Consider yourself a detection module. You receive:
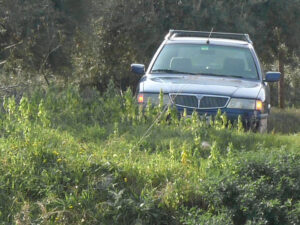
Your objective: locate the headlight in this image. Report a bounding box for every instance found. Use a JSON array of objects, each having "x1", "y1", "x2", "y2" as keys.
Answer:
[
  {"x1": 137, "y1": 93, "x2": 171, "y2": 105},
  {"x1": 227, "y1": 98, "x2": 263, "y2": 110}
]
